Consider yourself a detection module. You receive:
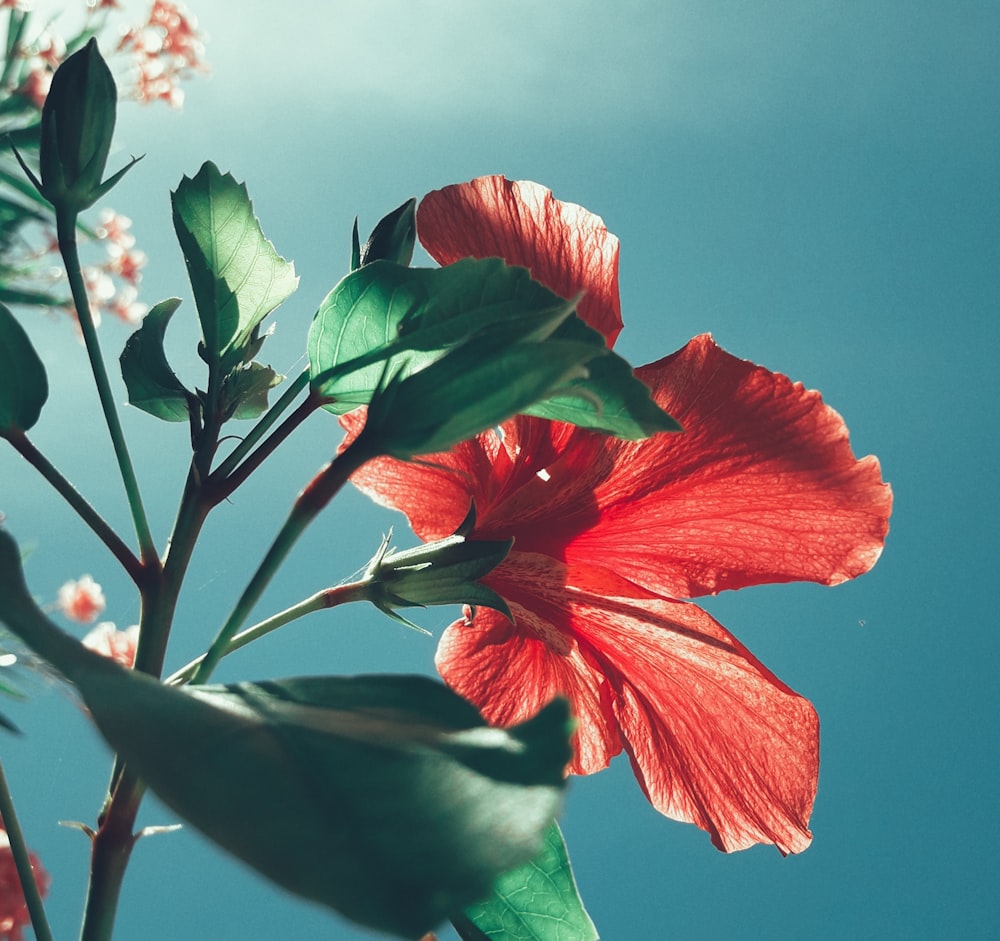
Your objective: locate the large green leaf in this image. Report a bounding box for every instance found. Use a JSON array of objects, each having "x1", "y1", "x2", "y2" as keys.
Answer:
[
  {"x1": 78, "y1": 671, "x2": 571, "y2": 938},
  {"x1": 456, "y1": 824, "x2": 599, "y2": 941},
  {"x1": 308, "y1": 257, "x2": 677, "y2": 439},
  {"x1": 361, "y1": 331, "x2": 599, "y2": 459},
  {"x1": 0, "y1": 302, "x2": 47, "y2": 434},
  {"x1": 119, "y1": 297, "x2": 192, "y2": 422},
  {"x1": 171, "y1": 161, "x2": 298, "y2": 372},
  {"x1": 0, "y1": 537, "x2": 573, "y2": 940},
  {"x1": 307, "y1": 258, "x2": 578, "y2": 413}
]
